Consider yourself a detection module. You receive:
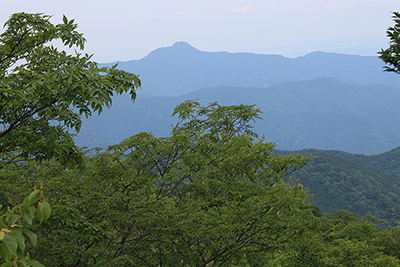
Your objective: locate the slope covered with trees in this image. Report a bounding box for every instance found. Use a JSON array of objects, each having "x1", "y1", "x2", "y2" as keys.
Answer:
[
  {"x1": 276, "y1": 148, "x2": 400, "y2": 226},
  {"x1": 314, "y1": 146, "x2": 400, "y2": 181}
]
